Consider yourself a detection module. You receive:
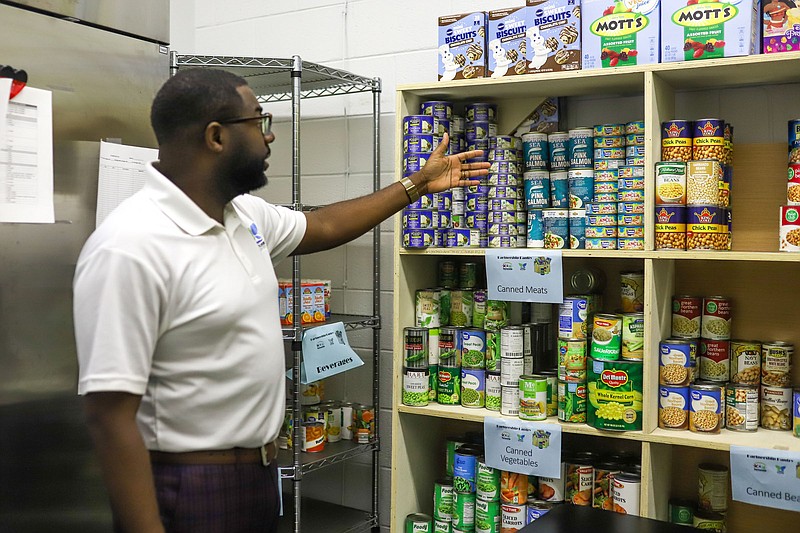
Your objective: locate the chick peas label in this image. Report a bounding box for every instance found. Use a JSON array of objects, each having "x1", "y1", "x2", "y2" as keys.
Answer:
[
  {"x1": 672, "y1": 2, "x2": 737, "y2": 60},
  {"x1": 590, "y1": 1, "x2": 655, "y2": 67}
]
